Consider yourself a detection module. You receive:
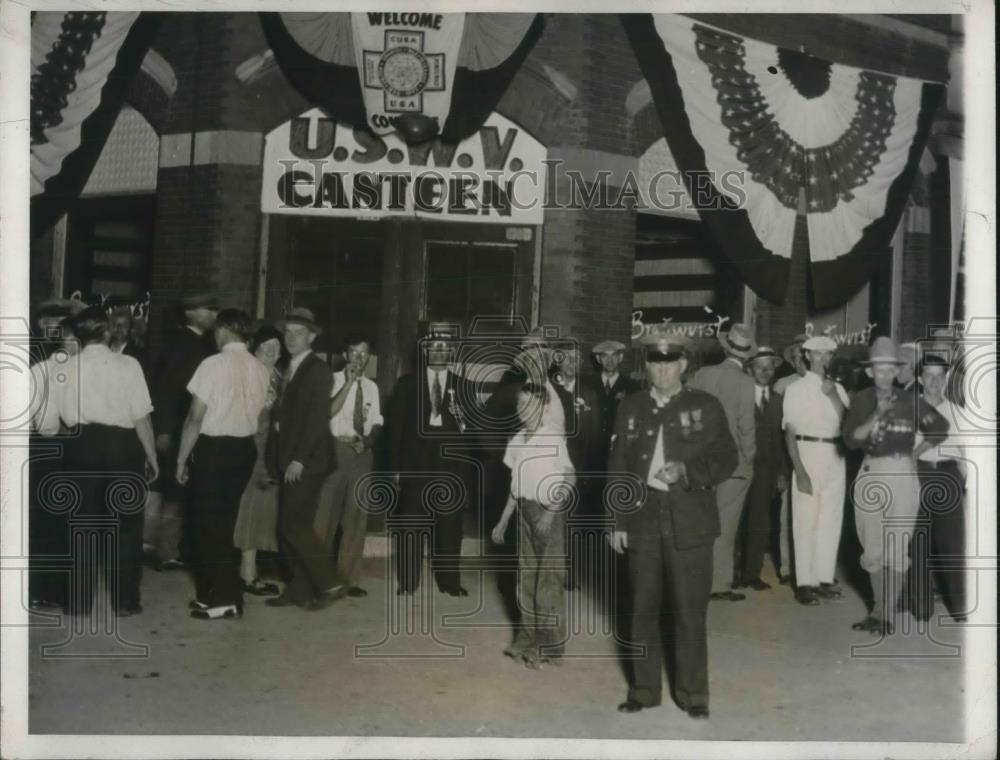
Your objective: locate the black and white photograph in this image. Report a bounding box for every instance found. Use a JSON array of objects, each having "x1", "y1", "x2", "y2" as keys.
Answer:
[{"x1": 0, "y1": 1, "x2": 995, "y2": 758}]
